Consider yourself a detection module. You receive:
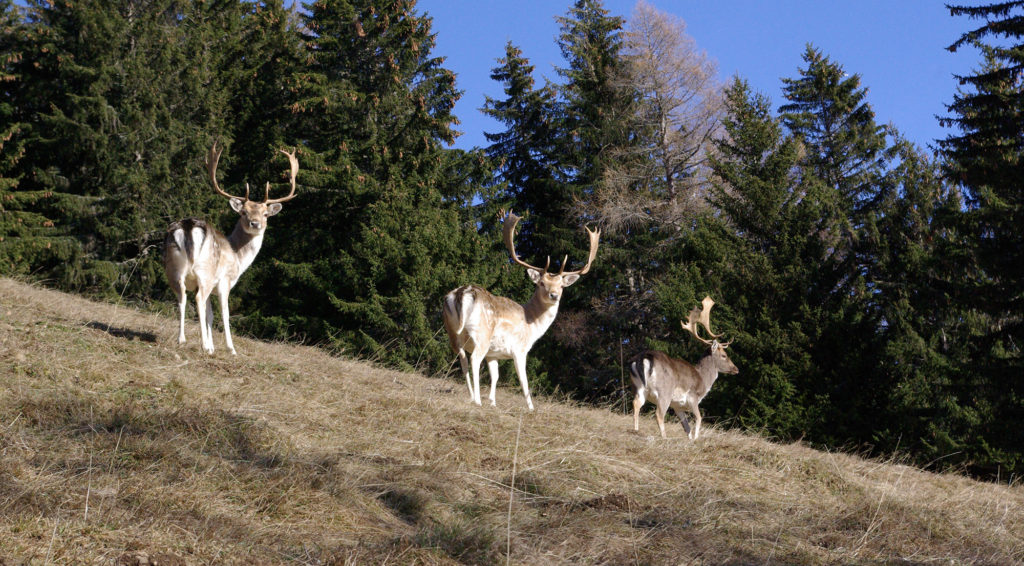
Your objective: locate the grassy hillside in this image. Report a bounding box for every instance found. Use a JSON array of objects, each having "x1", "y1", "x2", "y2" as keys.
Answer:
[{"x1": 0, "y1": 278, "x2": 1022, "y2": 565}]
